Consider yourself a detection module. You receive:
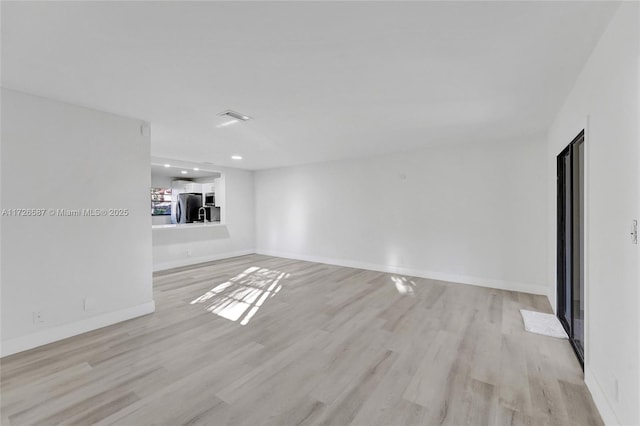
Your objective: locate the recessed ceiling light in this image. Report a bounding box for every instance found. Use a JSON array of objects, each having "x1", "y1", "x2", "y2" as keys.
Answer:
[
  {"x1": 181, "y1": 170, "x2": 188, "y2": 174},
  {"x1": 193, "y1": 167, "x2": 199, "y2": 171},
  {"x1": 231, "y1": 155, "x2": 243, "y2": 160},
  {"x1": 164, "y1": 164, "x2": 171, "y2": 168}
]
